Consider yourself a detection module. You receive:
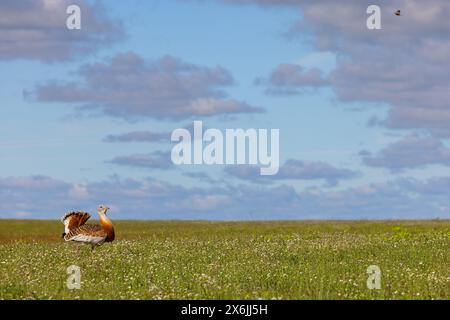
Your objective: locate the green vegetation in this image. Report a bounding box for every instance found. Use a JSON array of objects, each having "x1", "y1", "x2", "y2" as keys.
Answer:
[{"x1": 0, "y1": 220, "x2": 448, "y2": 300}]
